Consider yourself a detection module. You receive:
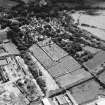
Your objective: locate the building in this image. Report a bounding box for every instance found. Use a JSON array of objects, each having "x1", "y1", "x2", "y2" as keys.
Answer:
[
  {"x1": 0, "y1": 66, "x2": 9, "y2": 83},
  {"x1": 3, "y1": 56, "x2": 26, "y2": 81},
  {"x1": 0, "y1": 82, "x2": 29, "y2": 105},
  {"x1": 50, "y1": 91, "x2": 78, "y2": 105},
  {"x1": 0, "y1": 54, "x2": 44, "y2": 104},
  {"x1": 15, "y1": 77, "x2": 44, "y2": 102}
]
